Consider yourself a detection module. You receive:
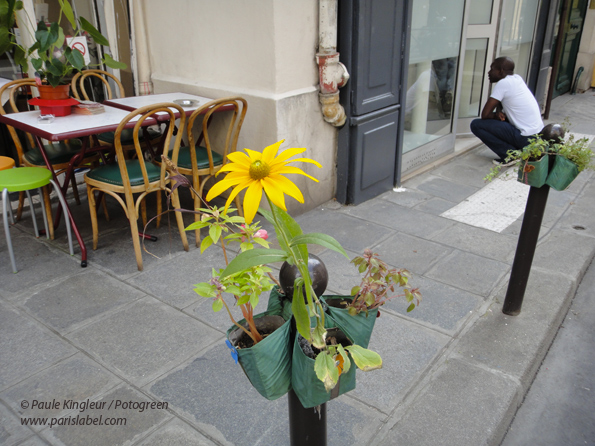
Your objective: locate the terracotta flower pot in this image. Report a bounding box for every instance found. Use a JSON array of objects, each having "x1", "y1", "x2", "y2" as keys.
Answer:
[{"x1": 37, "y1": 84, "x2": 71, "y2": 100}]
